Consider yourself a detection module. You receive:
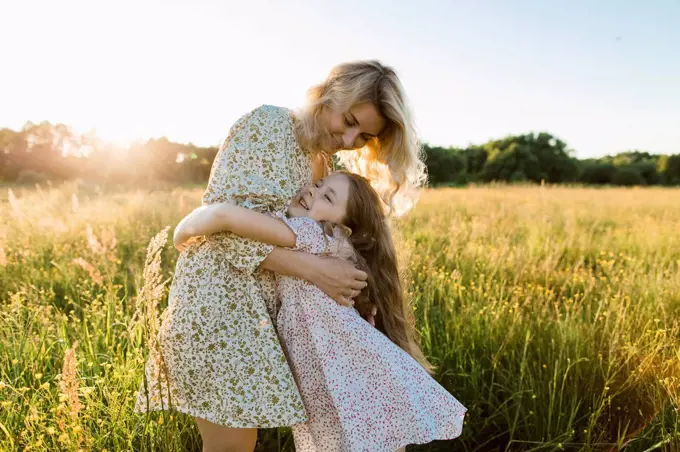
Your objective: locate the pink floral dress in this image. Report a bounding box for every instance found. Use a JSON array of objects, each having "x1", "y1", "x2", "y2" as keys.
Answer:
[{"x1": 276, "y1": 214, "x2": 467, "y2": 452}]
